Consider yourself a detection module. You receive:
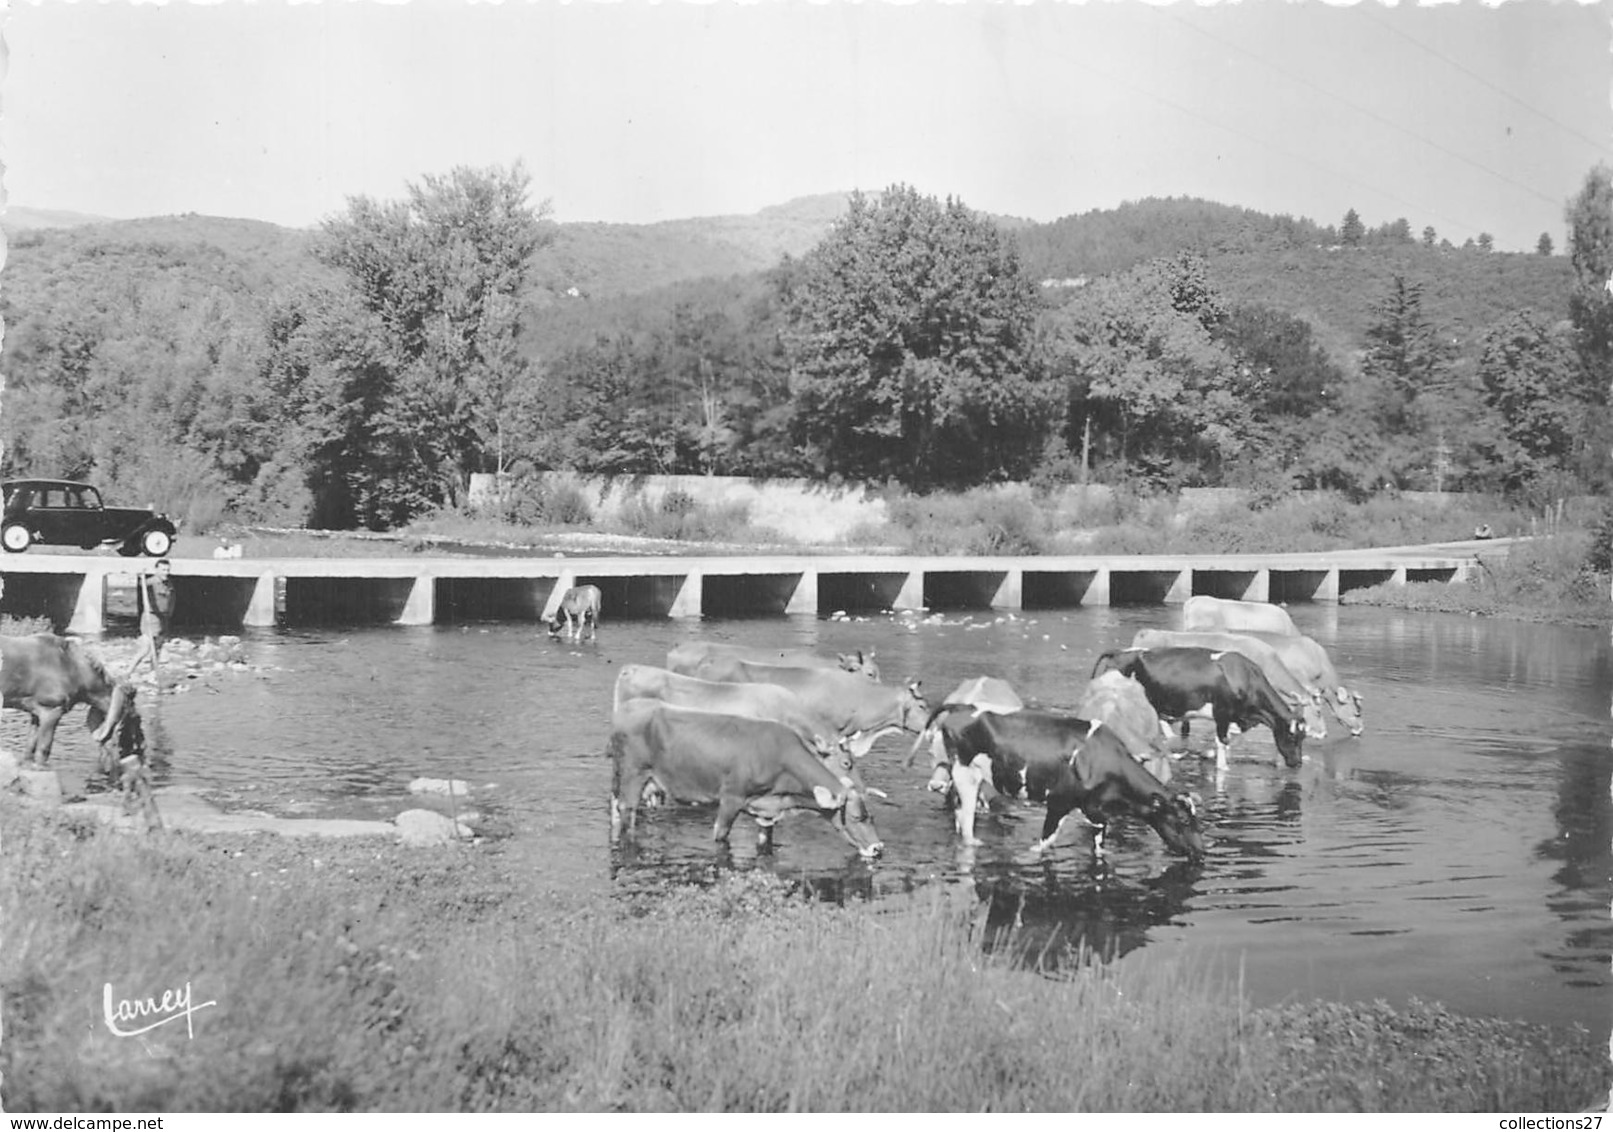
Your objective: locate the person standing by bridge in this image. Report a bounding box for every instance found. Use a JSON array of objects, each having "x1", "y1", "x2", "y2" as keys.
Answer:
[{"x1": 129, "y1": 558, "x2": 175, "y2": 687}]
